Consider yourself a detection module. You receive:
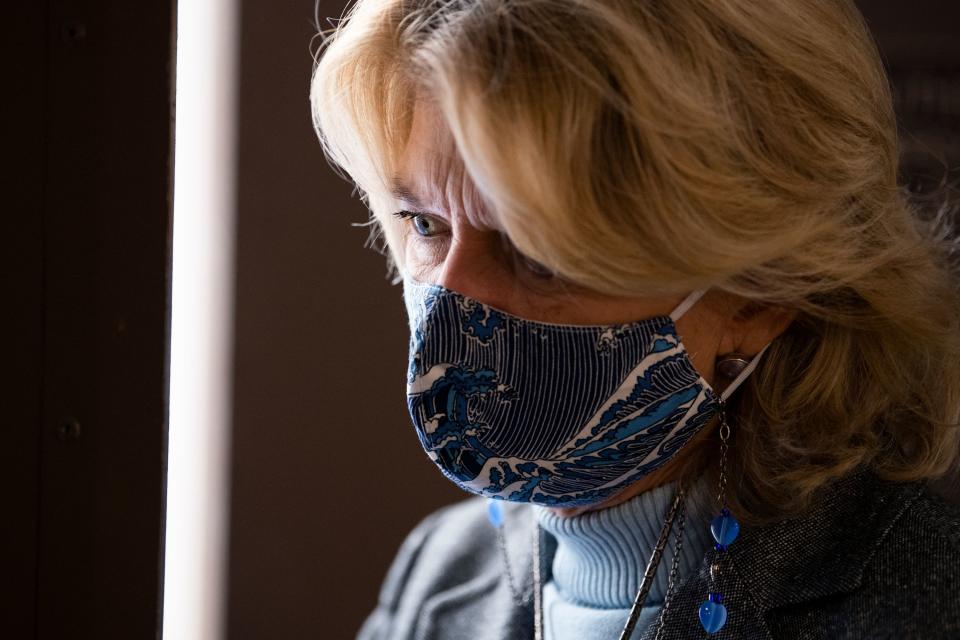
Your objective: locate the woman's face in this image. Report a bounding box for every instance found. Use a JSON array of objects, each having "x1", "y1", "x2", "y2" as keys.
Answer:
[
  {"x1": 392, "y1": 99, "x2": 744, "y2": 391},
  {"x1": 392, "y1": 99, "x2": 797, "y2": 514}
]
